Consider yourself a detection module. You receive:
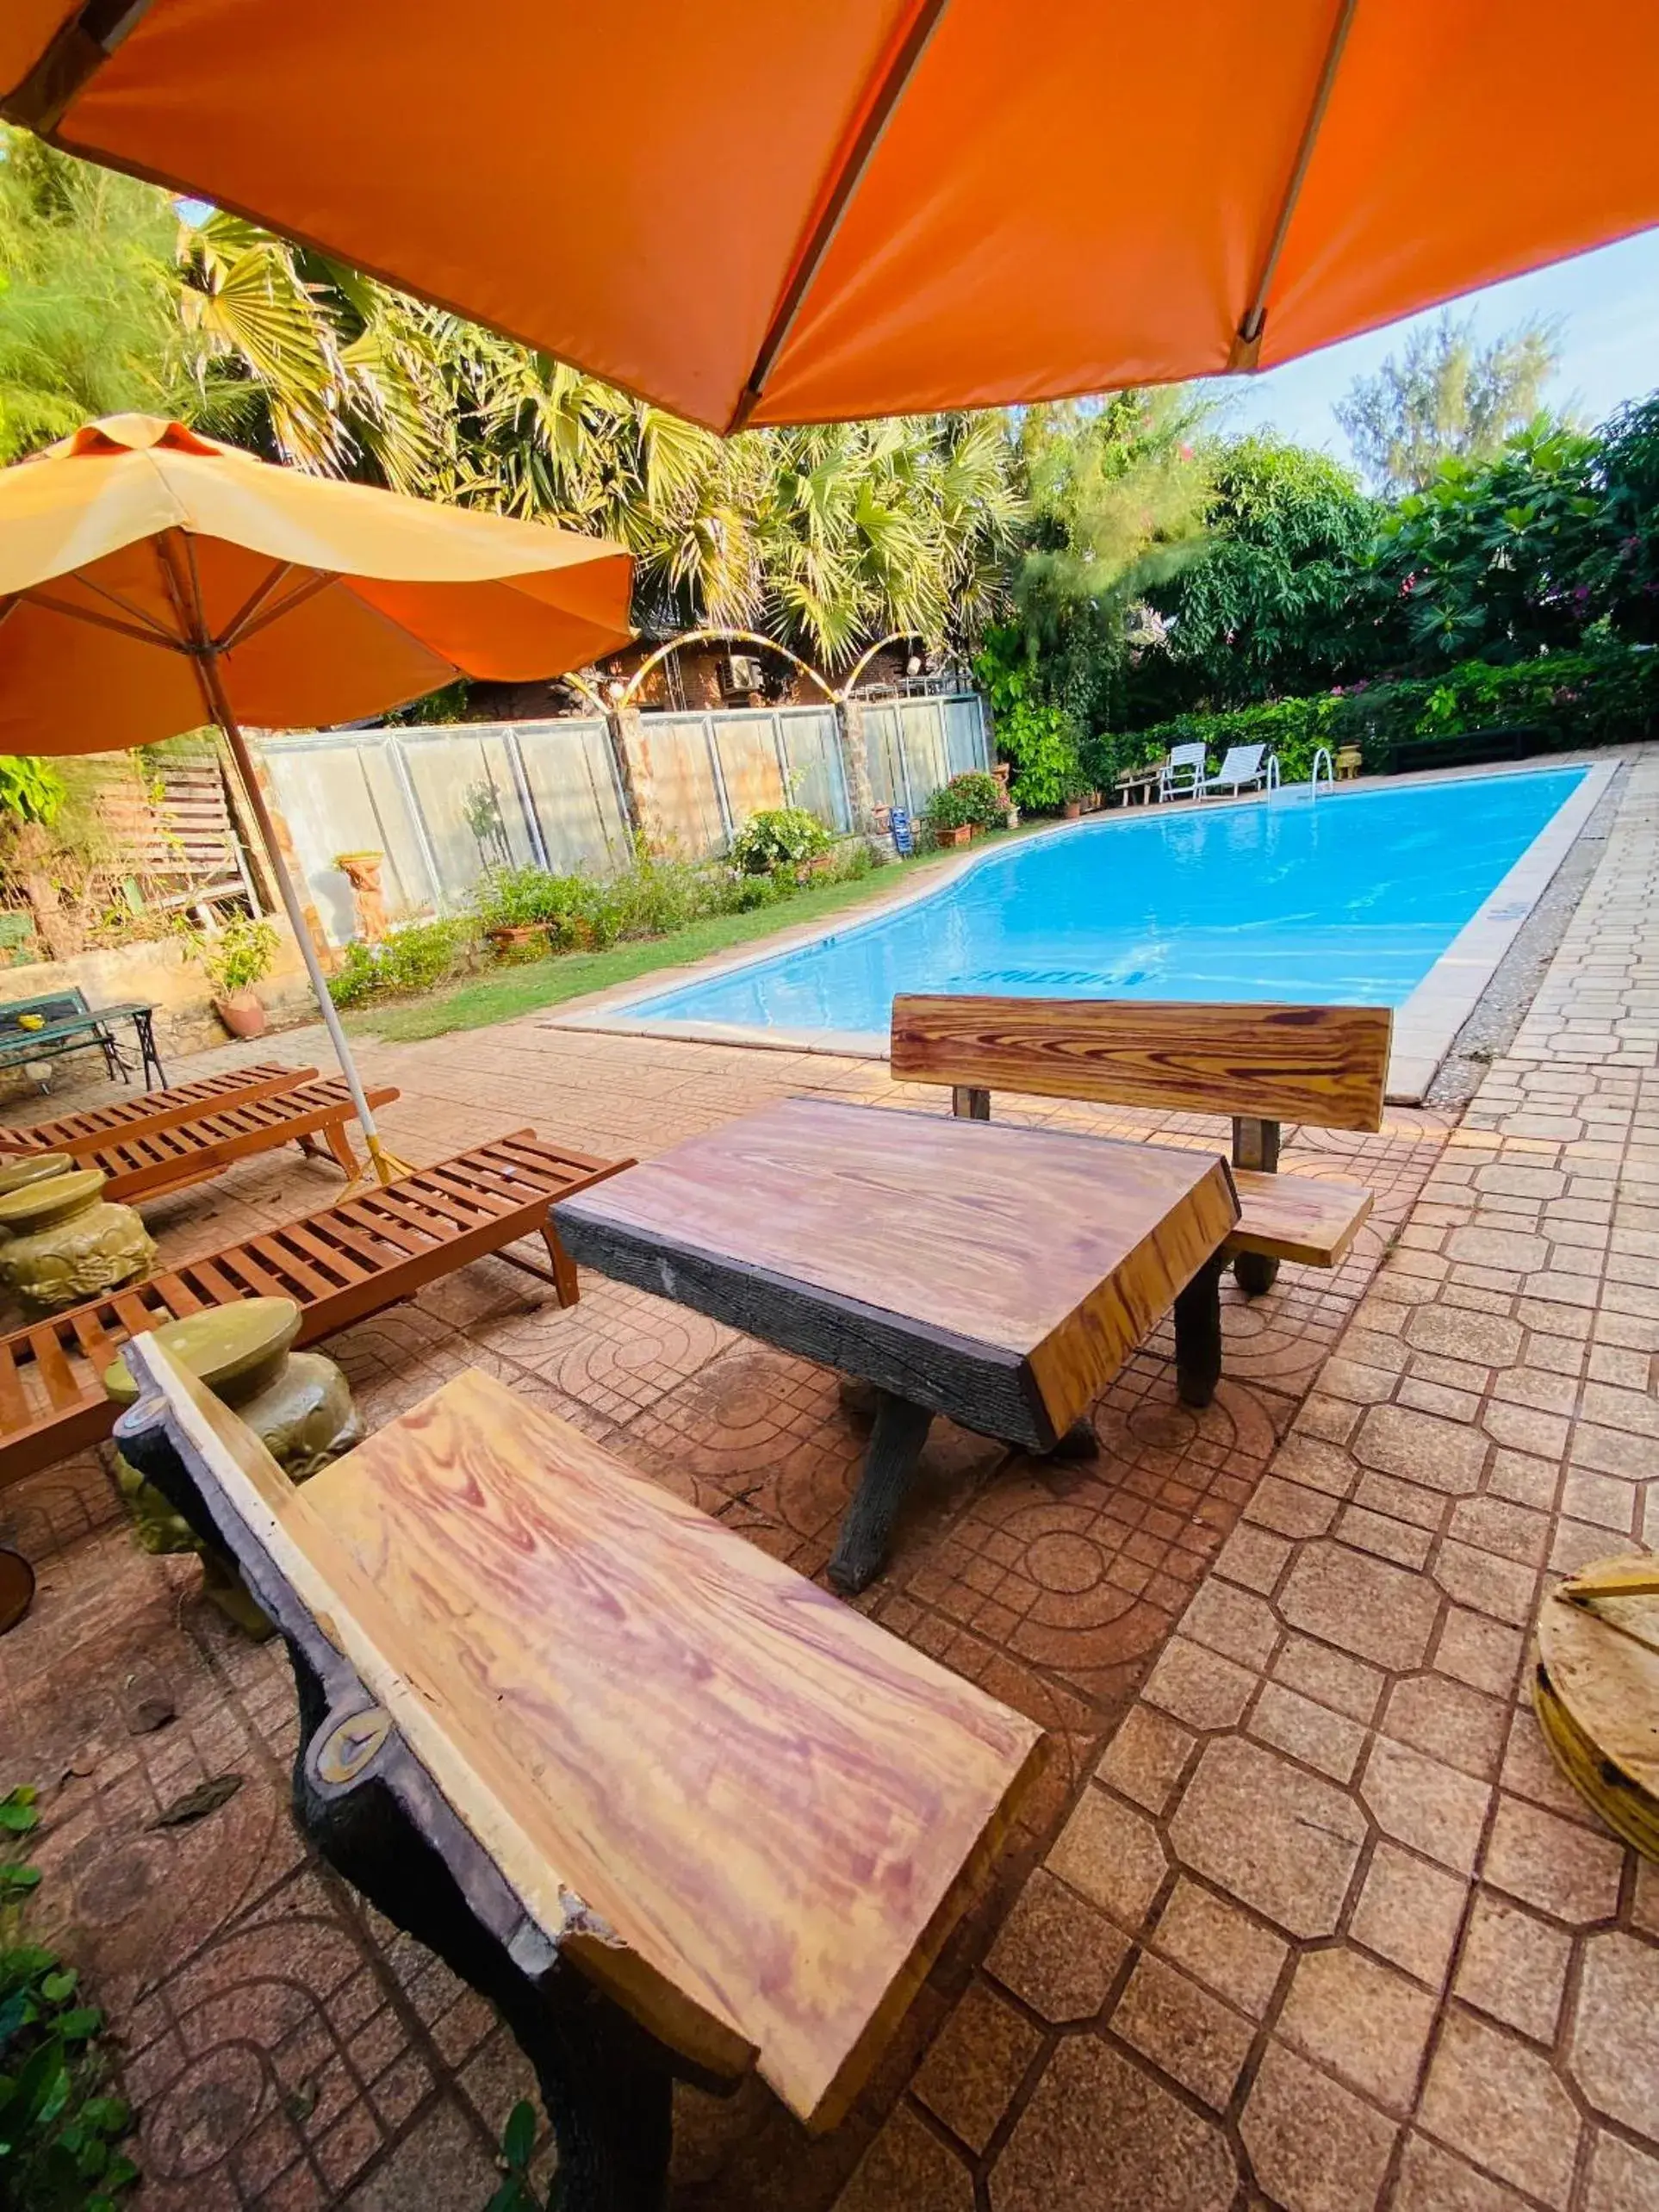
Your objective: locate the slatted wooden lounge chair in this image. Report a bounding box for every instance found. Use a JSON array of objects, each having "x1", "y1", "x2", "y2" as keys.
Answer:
[
  {"x1": 0, "y1": 1064, "x2": 399, "y2": 1203},
  {"x1": 890, "y1": 994, "x2": 1392, "y2": 1297},
  {"x1": 0, "y1": 1129, "x2": 629, "y2": 1488},
  {"x1": 0, "y1": 1062, "x2": 307, "y2": 1154}
]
